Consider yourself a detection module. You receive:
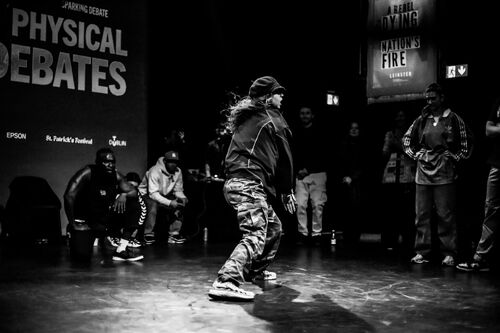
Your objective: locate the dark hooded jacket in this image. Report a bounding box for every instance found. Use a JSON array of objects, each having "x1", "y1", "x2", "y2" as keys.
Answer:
[{"x1": 225, "y1": 101, "x2": 294, "y2": 199}]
